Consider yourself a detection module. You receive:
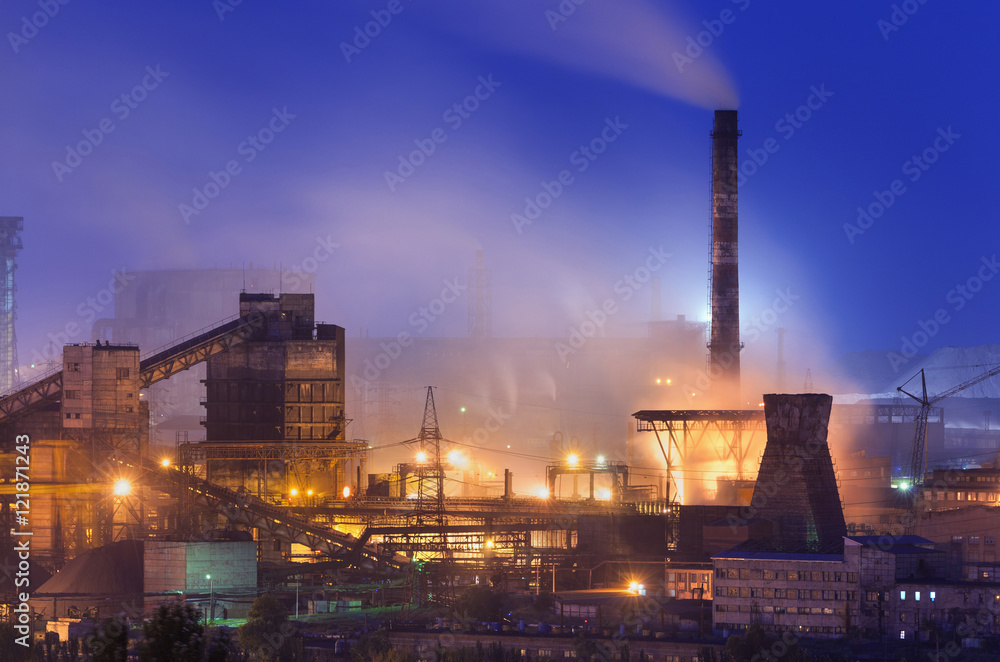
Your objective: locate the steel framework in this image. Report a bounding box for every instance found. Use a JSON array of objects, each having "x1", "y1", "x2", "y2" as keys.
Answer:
[{"x1": 632, "y1": 409, "x2": 766, "y2": 504}]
